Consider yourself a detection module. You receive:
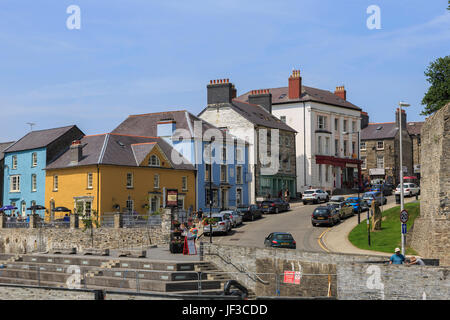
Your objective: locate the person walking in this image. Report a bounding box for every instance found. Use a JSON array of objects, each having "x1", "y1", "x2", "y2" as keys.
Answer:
[
  {"x1": 197, "y1": 208, "x2": 203, "y2": 220},
  {"x1": 389, "y1": 248, "x2": 406, "y2": 265}
]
